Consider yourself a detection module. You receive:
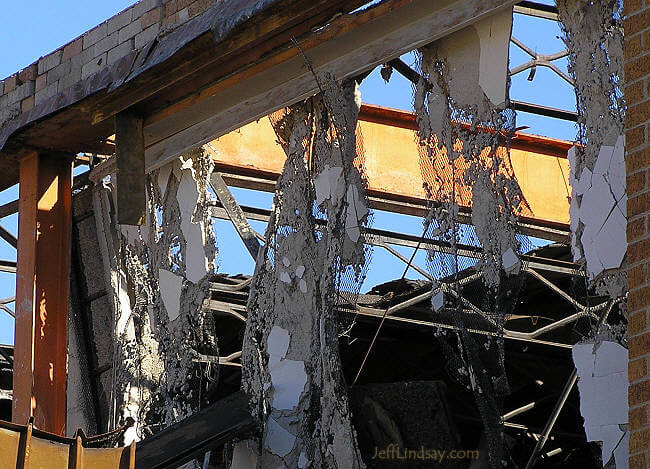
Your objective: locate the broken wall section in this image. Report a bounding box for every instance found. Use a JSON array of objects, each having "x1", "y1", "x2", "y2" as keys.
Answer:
[
  {"x1": 558, "y1": 0, "x2": 626, "y2": 294},
  {"x1": 88, "y1": 148, "x2": 218, "y2": 443}
]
